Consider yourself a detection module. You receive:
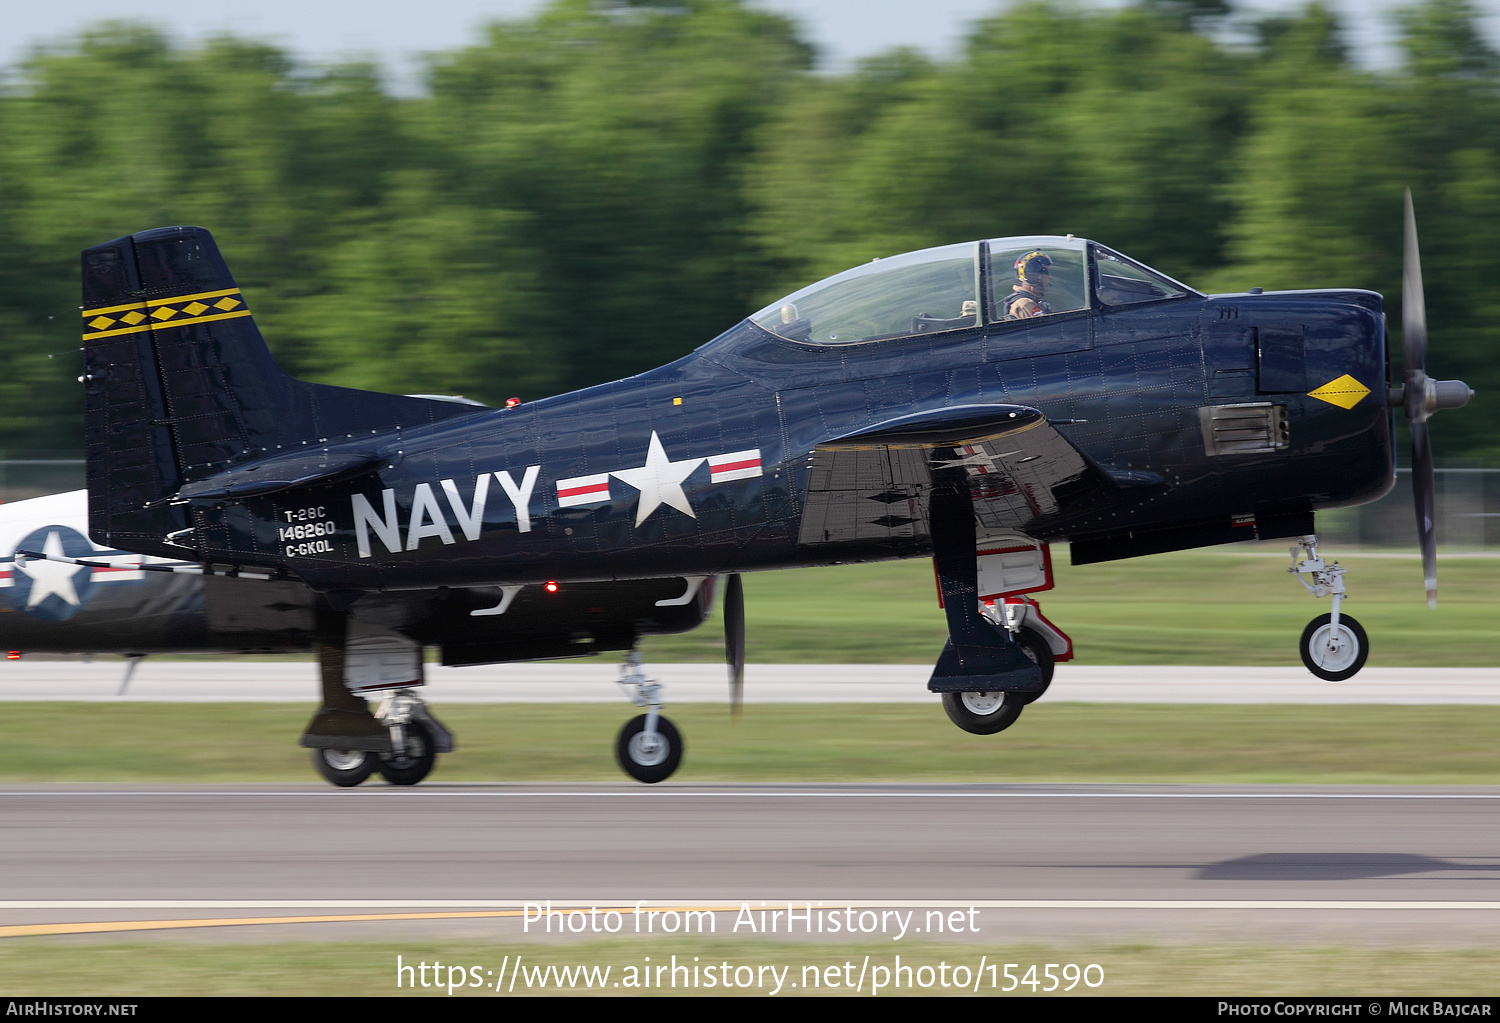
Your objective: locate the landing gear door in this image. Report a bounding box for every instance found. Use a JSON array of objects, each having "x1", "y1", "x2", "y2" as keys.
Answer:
[
  {"x1": 344, "y1": 619, "x2": 424, "y2": 694},
  {"x1": 935, "y1": 533, "x2": 1054, "y2": 606},
  {"x1": 976, "y1": 534, "x2": 1054, "y2": 601}
]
